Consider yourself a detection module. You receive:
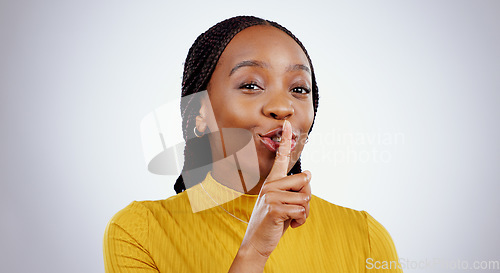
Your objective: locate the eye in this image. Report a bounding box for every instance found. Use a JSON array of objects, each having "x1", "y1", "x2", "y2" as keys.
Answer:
[
  {"x1": 239, "y1": 82, "x2": 262, "y2": 92},
  {"x1": 291, "y1": 86, "x2": 311, "y2": 94}
]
